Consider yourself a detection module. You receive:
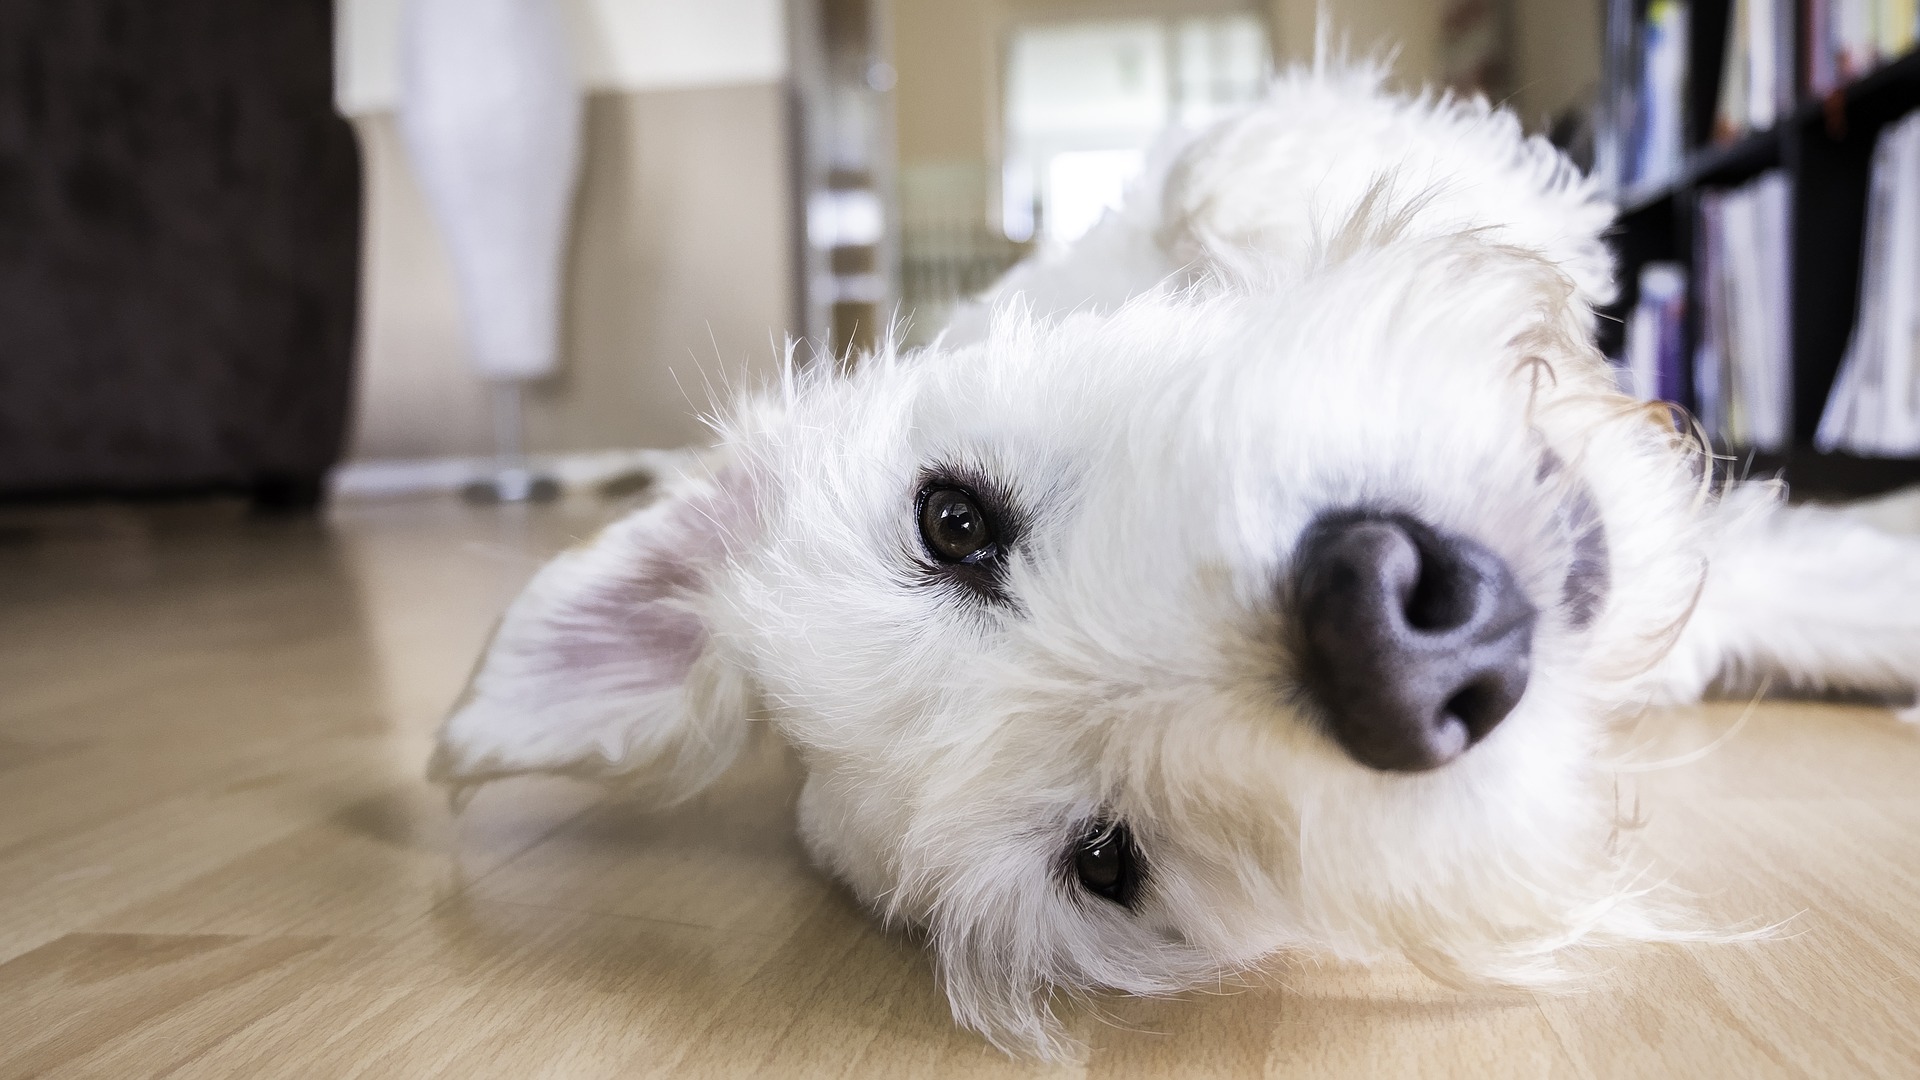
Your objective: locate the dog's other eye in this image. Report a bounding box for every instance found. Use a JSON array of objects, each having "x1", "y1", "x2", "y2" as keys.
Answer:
[
  {"x1": 920, "y1": 487, "x2": 998, "y2": 563},
  {"x1": 1537, "y1": 445, "x2": 1610, "y2": 630},
  {"x1": 1072, "y1": 820, "x2": 1141, "y2": 908}
]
